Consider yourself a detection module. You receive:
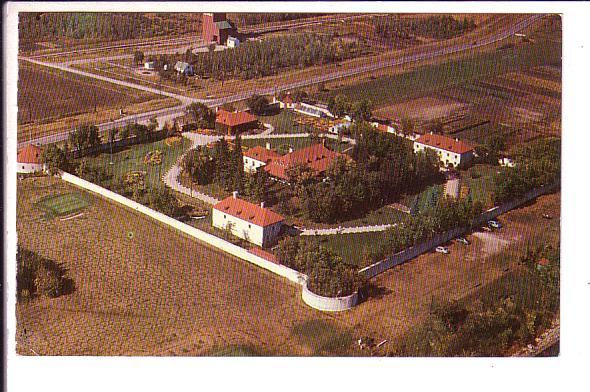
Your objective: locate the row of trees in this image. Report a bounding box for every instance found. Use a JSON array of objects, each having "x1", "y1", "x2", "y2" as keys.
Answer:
[
  {"x1": 492, "y1": 137, "x2": 560, "y2": 204},
  {"x1": 189, "y1": 33, "x2": 365, "y2": 80},
  {"x1": 231, "y1": 13, "x2": 327, "y2": 28},
  {"x1": 374, "y1": 15, "x2": 476, "y2": 41},
  {"x1": 19, "y1": 12, "x2": 197, "y2": 42},
  {"x1": 275, "y1": 237, "x2": 366, "y2": 297}
]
